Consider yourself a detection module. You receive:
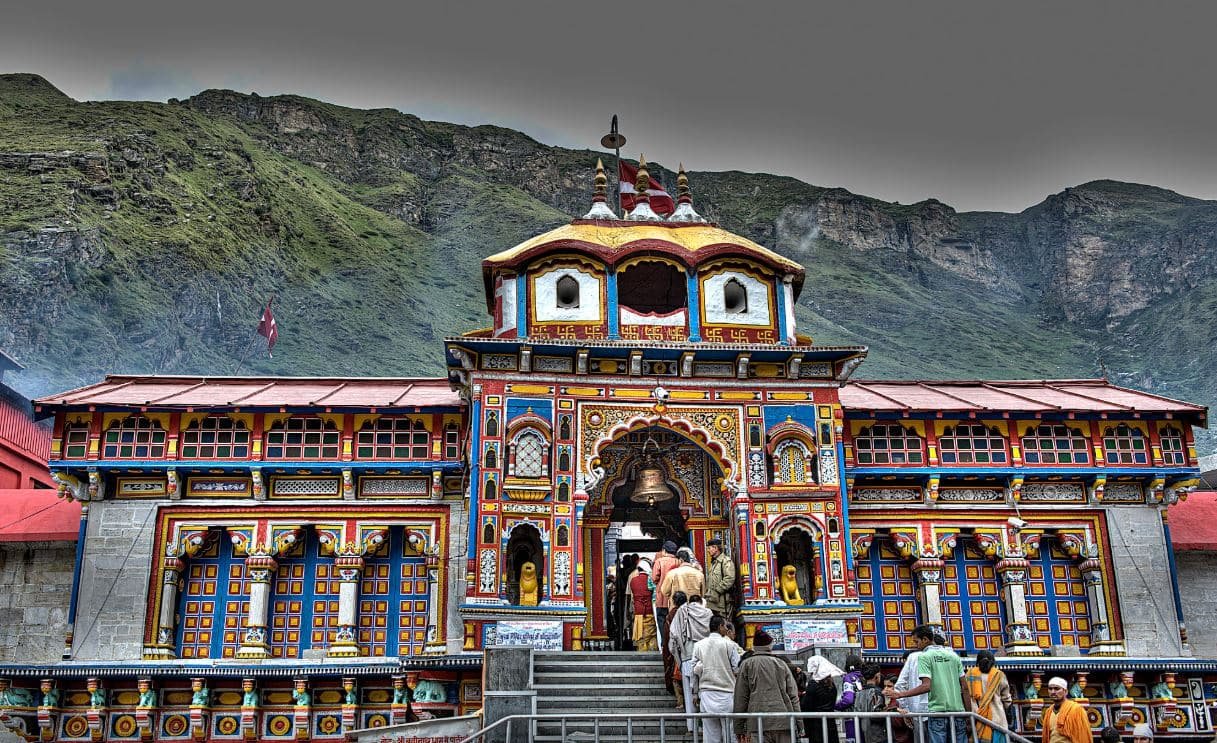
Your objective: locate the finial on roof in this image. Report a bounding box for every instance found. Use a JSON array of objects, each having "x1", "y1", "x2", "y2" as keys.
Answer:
[
  {"x1": 582, "y1": 158, "x2": 618, "y2": 219},
  {"x1": 668, "y1": 163, "x2": 706, "y2": 223},
  {"x1": 626, "y1": 154, "x2": 663, "y2": 221}
]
